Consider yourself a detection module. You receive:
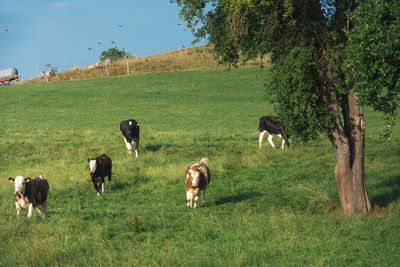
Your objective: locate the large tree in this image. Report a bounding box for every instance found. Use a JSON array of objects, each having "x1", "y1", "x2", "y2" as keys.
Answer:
[{"x1": 173, "y1": 0, "x2": 400, "y2": 215}]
